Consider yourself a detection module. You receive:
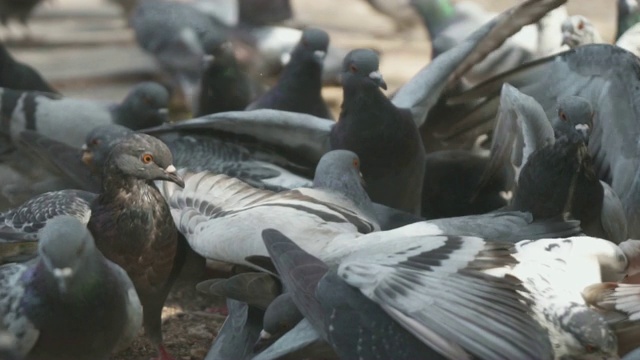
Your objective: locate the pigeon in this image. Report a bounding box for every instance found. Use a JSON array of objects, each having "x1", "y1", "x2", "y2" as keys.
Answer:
[
  {"x1": 0, "y1": 82, "x2": 169, "y2": 148},
  {"x1": 0, "y1": 0, "x2": 45, "y2": 27},
  {"x1": 87, "y1": 133, "x2": 186, "y2": 360},
  {"x1": 197, "y1": 39, "x2": 264, "y2": 116},
  {"x1": 362, "y1": 0, "x2": 422, "y2": 33},
  {"x1": 1, "y1": 133, "x2": 186, "y2": 359},
  {"x1": 560, "y1": 15, "x2": 604, "y2": 48},
  {"x1": 0, "y1": 215, "x2": 143, "y2": 360},
  {"x1": 483, "y1": 235, "x2": 640, "y2": 358},
  {"x1": 197, "y1": 272, "x2": 279, "y2": 311},
  {"x1": 617, "y1": 0, "x2": 640, "y2": 40},
  {"x1": 246, "y1": 27, "x2": 333, "y2": 120},
  {"x1": 410, "y1": 0, "x2": 568, "y2": 84},
  {"x1": 561, "y1": 14, "x2": 640, "y2": 57},
  {"x1": 421, "y1": 149, "x2": 509, "y2": 218},
  {"x1": 131, "y1": 0, "x2": 229, "y2": 110},
  {"x1": 204, "y1": 298, "x2": 264, "y2": 360},
  {"x1": 261, "y1": 228, "x2": 554, "y2": 359},
  {"x1": 160, "y1": 149, "x2": 379, "y2": 269},
  {"x1": 476, "y1": 85, "x2": 626, "y2": 243},
  {"x1": 0, "y1": 44, "x2": 56, "y2": 93},
  {"x1": 331, "y1": 49, "x2": 426, "y2": 215},
  {"x1": 238, "y1": 0, "x2": 293, "y2": 26},
  {"x1": 436, "y1": 44, "x2": 640, "y2": 238}
]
